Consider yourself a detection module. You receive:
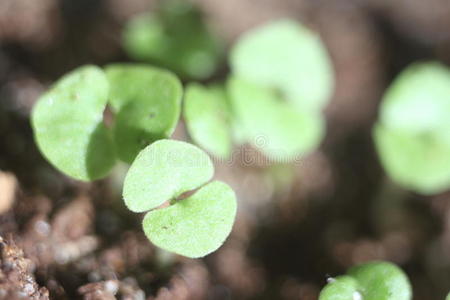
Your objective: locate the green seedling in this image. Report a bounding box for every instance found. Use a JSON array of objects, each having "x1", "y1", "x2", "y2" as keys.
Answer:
[
  {"x1": 374, "y1": 61, "x2": 450, "y2": 194},
  {"x1": 230, "y1": 18, "x2": 334, "y2": 112},
  {"x1": 183, "y1": 83, "x2": 232, "y2": 159},
  {"x1": 123, "y1": 0, "x2": 223, "y2": 79},
  {"x1": 105, "y1": 64, "x2": 182, "y2": 163},
  {"x1": 319, "y1": 261, "x2": 412, "y2": 300},
  {"x1": 32, "y1": 64, "x2": 237, "y2": 258},
  {"x1": 124, "y1": 140, "x2": 237, "y2": 258}
]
